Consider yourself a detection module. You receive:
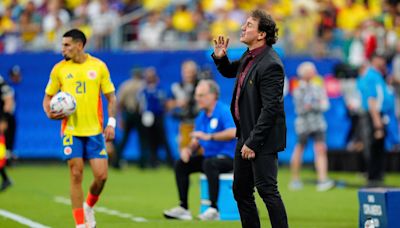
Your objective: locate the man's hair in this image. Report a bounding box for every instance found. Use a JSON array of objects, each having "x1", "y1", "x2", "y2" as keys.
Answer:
[
  {"x1": 297, "y1": 61, "x2": 317, "y2": 78},
  {"x1": 182, "y1": 60, "x2": 198, "y2": 72},
  {"x1": 250, "y1": 9, "x2": 278, "y2": 46},
  {"x1": 200, "y1": 79, "x2": 220, "y2": 99},
  {"x1": 63, "y1": 29, "x2": 87, "y2": 47}
]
